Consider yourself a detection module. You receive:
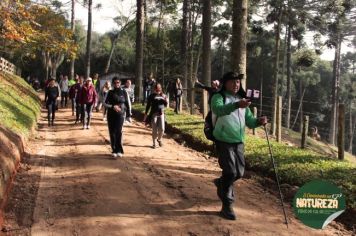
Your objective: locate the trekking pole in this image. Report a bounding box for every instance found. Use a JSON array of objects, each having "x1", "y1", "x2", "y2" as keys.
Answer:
[{"x1": 263, "y1": 125, "x2": 289, "y2": 228}]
